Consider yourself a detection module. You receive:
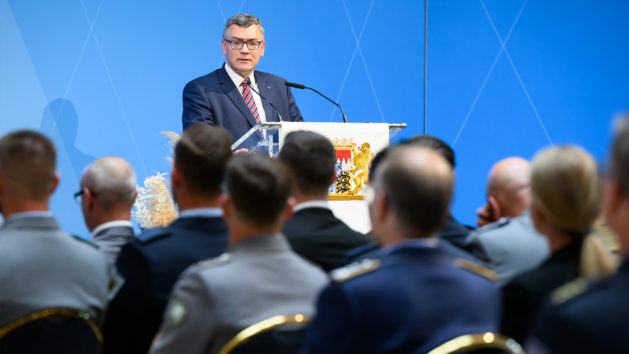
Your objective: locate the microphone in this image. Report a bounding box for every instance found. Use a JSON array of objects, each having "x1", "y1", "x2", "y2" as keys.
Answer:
[
  {"x1": 245, "y1": 78, "x2": 283, "y2": 122},
  {"x1": 285, "y1": 82, "x2": 349, "y2": 123}
]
